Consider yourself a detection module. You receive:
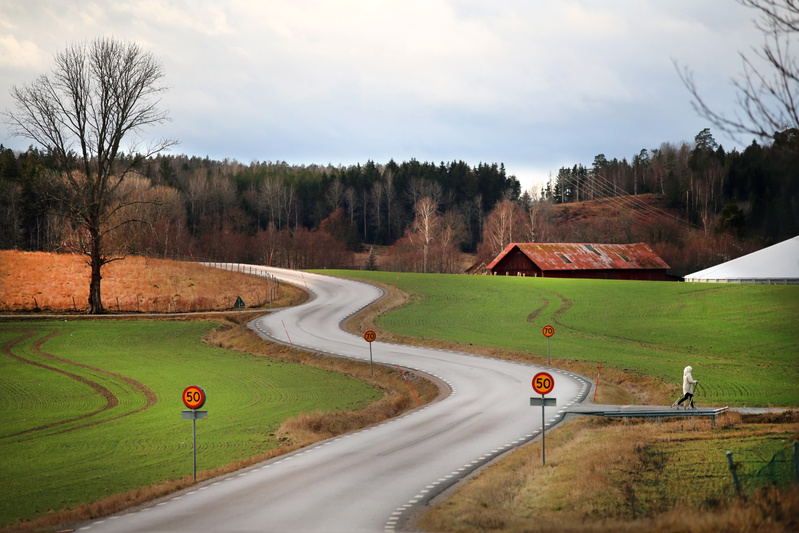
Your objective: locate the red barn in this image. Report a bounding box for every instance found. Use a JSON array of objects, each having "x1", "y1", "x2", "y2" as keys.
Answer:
[{"x1": 486, "y1": 243, "x2": 673, "y2": 281}]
